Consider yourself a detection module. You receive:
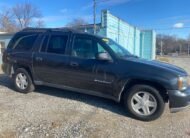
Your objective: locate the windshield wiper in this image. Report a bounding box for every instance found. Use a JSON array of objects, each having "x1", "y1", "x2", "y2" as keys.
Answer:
[{"x1": 123, "y1": 54, "x2": 139, "y2": 58}]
